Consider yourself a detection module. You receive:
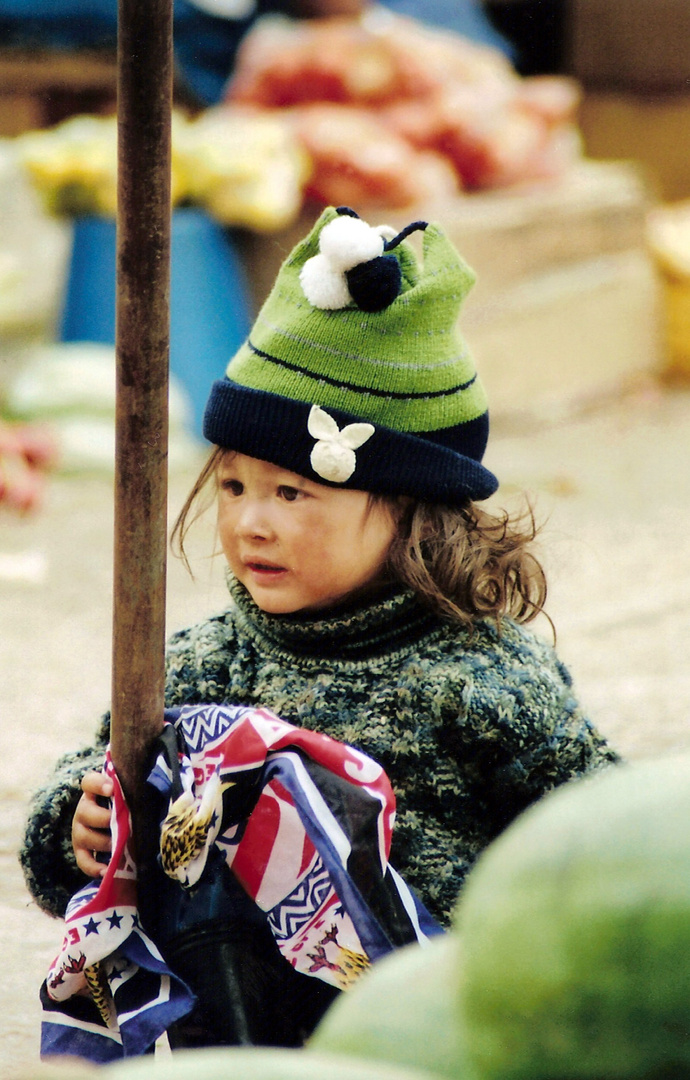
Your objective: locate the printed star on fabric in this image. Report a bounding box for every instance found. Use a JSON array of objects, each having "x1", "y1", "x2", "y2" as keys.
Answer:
[
  {"x1": 84, "y1": 918, "x2": 101, "y2": 936},
  {"x1": 107, "y1": 910, "x2": 123, "y2": 929}
]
